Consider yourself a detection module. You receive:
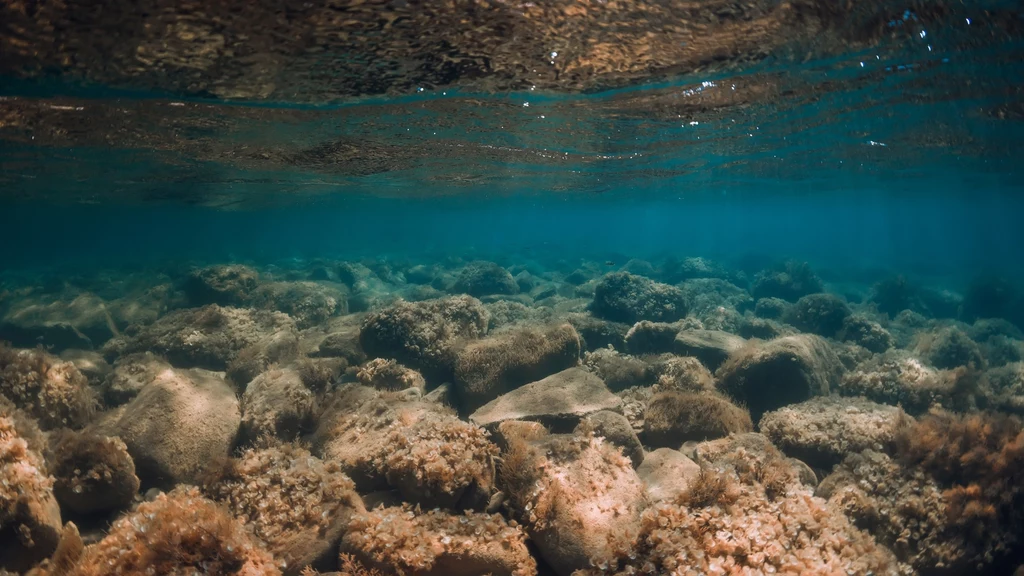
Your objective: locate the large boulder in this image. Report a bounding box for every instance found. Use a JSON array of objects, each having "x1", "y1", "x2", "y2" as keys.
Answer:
[
  {"x1": 0, "y1": 415, "x2": 62, "y2": 573},
  {"x1": 589, "y1": 272, "x2": 689, "y2": 323},
  {"x1": 469, "y1": 367, "x2": 621, "y2": 431},
  {"x1": 642, "y1": 390, "x2": 753, "y2": 448},
  {"x1": 452, "y1": 261, "x2": 519, "y2": 297},
  {"x1": 92, "y1": 366, "x2": 240, "y2": 488},
  {"x1": 453, "y1": 323, "x2": 581, "y2": 413},
  {"x1": 759, "y1": 396, "x2": 904, "y2": 469},
  {"x1": 359, "y1": 296, "x2": 489, "y2": 383},
  {"x1": 183, "y1": 264, "x2": 259, "y2": 306},
  {"x1": 104, "y1": 304, "x2": 297, "y2": 371},
  {"x1": 250, "y1": 281, "x2": 348, "y2": 329},
  {"x1": 783, "y1": 293, "x2": 852, "y2": 338},
  {"x1": 636, "y1": 447, "x2": 701, "y2": 502},
  {"x1": 239, "y1": 366, "x2": 316, "y2": 443},
  {"x1": 0, "y1": 344, "x2": 95, "y2": 430},
  {"x1": 47, "y1": 429, "x2": 140, "y2": 515},
  {"x1": 672, "y1": 329, "x2": 746, "y2": 371},
  {"x1": 715, "y1": 334, "x2": 844, "y2": 421},
  {"x1": 508, "y1": 432, "x2": 646, "y2": 575}
]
